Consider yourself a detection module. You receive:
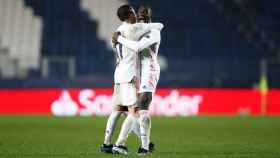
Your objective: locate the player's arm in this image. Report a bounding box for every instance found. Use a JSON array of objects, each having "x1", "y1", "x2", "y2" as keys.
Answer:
[
  {"x1": 133, "y1": 23, "x2": 163, "y2": 39},
  {"x1": 112, "y1": 25, "x2": 125, "y2": 48},
  {"x1": 117, "y1": 30, "x2": 160, "y2": 52},
  {"x1": 135, "y1": 22, "x2": 164, "y2": 31}
]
